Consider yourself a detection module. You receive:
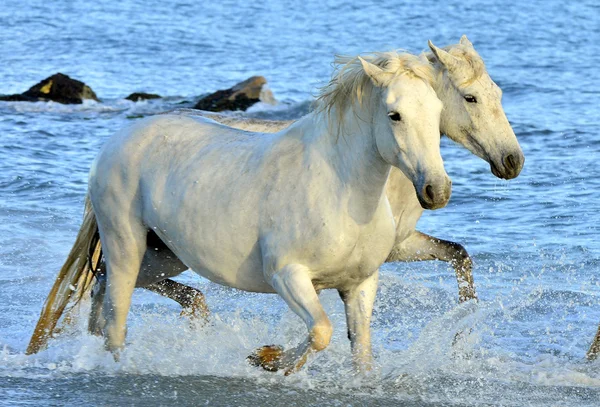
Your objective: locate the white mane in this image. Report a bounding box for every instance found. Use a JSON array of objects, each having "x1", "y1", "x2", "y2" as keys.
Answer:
[{"x1": 316, "y1": 52, "x2": 435, "y2": 126}]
